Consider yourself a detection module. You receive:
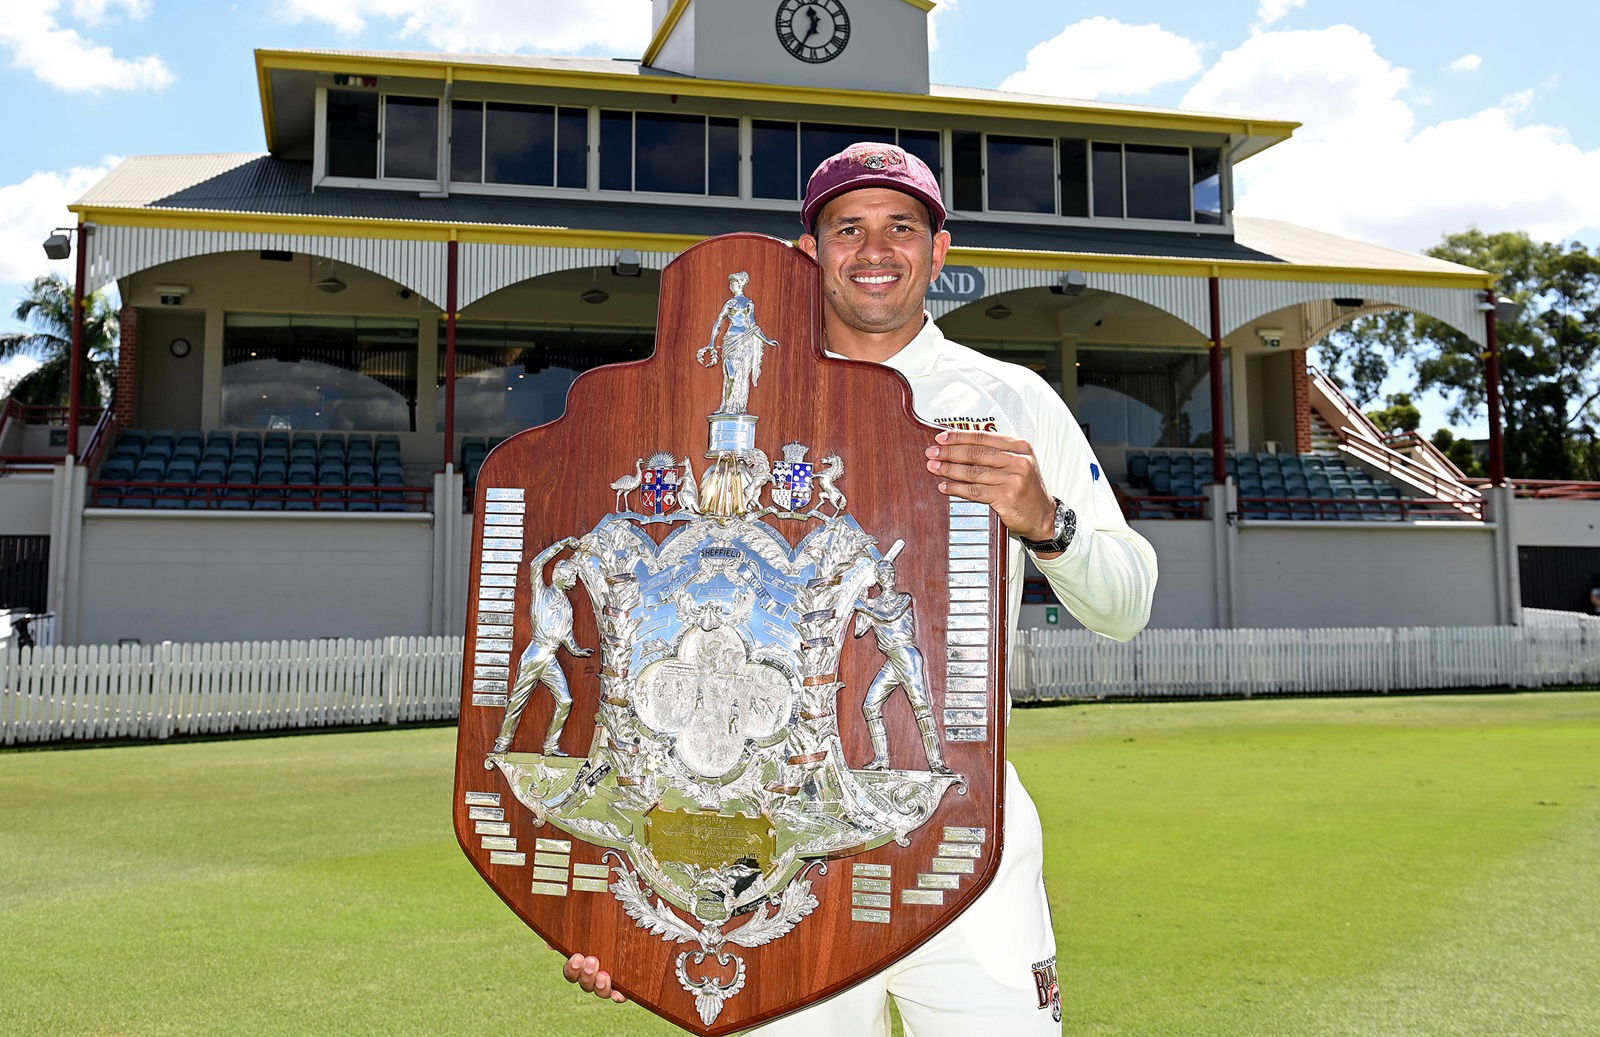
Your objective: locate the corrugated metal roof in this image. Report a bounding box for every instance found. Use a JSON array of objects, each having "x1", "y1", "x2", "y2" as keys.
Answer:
[{"x1": 75, "y1": 155, "x2": 1482, "y2": 278}]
